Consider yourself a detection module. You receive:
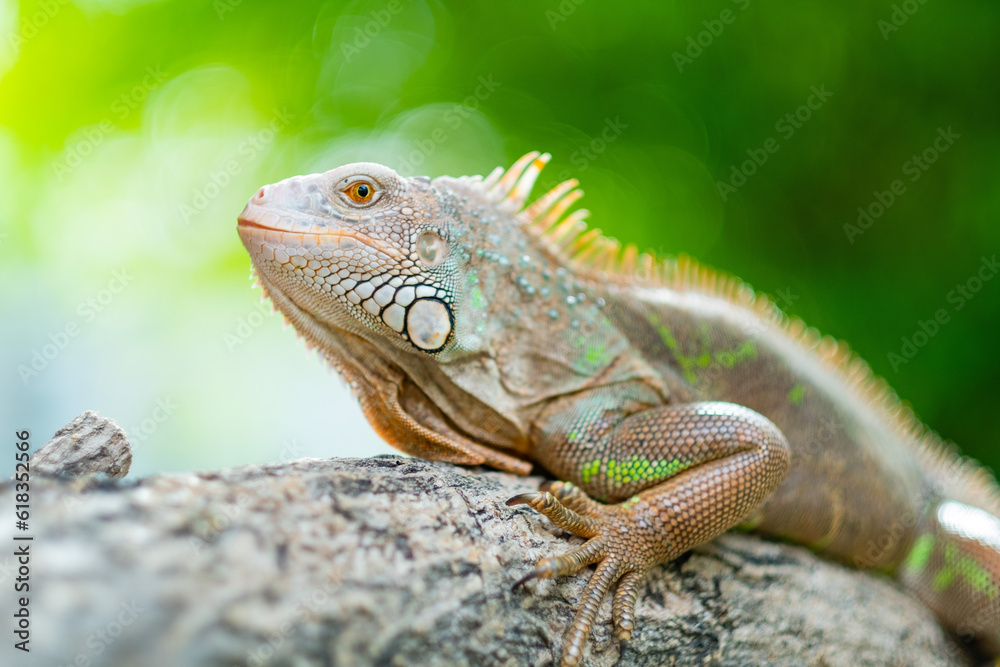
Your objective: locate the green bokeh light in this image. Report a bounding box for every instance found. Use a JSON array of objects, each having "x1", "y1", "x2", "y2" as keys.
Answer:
[{"x1": 1, "y1": 0, "x2": 997, "y2": 476}]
